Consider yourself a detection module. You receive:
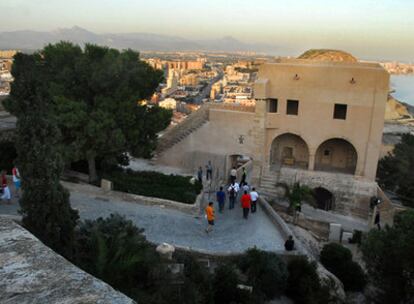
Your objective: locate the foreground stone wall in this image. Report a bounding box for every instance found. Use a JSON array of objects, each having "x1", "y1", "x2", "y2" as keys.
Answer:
[{"x1": 0, "y1": 217, "x2": 136, "y2": 304}]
